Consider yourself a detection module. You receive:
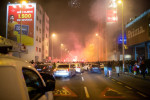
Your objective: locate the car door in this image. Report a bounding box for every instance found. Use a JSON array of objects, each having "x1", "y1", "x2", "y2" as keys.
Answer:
[{"x1": 22, "y1": 68, "x2": 50, "y2": 100}]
